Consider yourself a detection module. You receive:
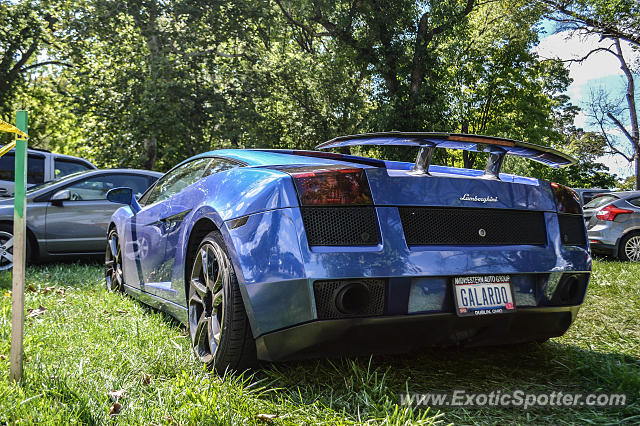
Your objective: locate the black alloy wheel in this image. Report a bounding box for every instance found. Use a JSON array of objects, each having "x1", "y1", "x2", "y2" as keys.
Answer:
[
  {"x1": 105, "y1": 228, "x2": 124, "y2": 291},
  {"x1": 187, "y1": 231, "x2": 256, "y2": 374}
]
